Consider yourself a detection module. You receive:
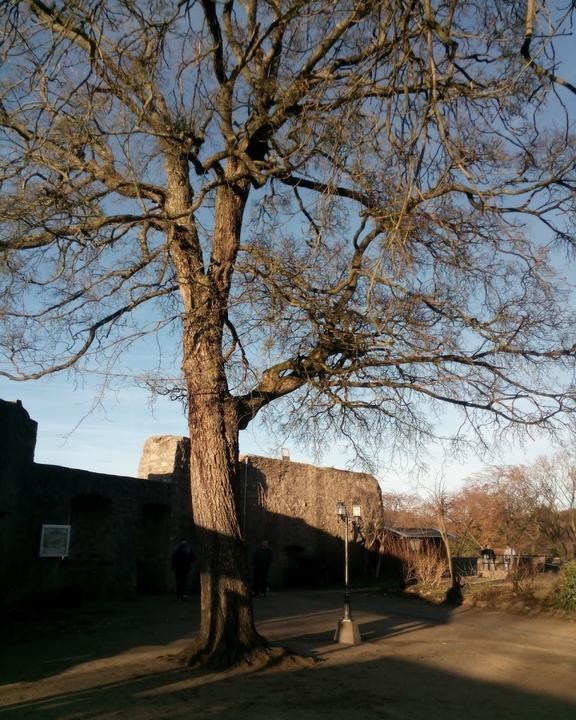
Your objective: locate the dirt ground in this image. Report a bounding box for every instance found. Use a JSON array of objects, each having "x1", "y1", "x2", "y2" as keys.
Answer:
[{"x1": 1, "y1": 589, "x2": 576, "y2": 720}]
